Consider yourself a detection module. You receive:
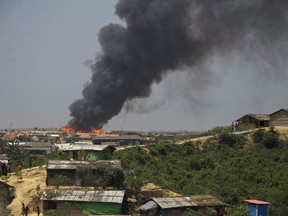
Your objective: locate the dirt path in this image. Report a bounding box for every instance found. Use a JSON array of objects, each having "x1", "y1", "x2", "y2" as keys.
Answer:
[
  {"x1": 6, "y1": 166, "x2": 46, "y2": 216},
  {"x1": 176, "y1": 127, "x2": 288, "y2": 145}
]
